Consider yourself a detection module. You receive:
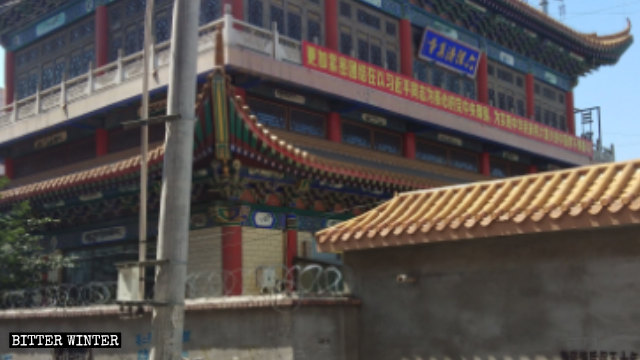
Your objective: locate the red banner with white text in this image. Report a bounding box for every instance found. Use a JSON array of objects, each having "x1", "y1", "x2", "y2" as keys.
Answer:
[{"x1": 302, "y1": 41, "x2": 592, "y2": 157}]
